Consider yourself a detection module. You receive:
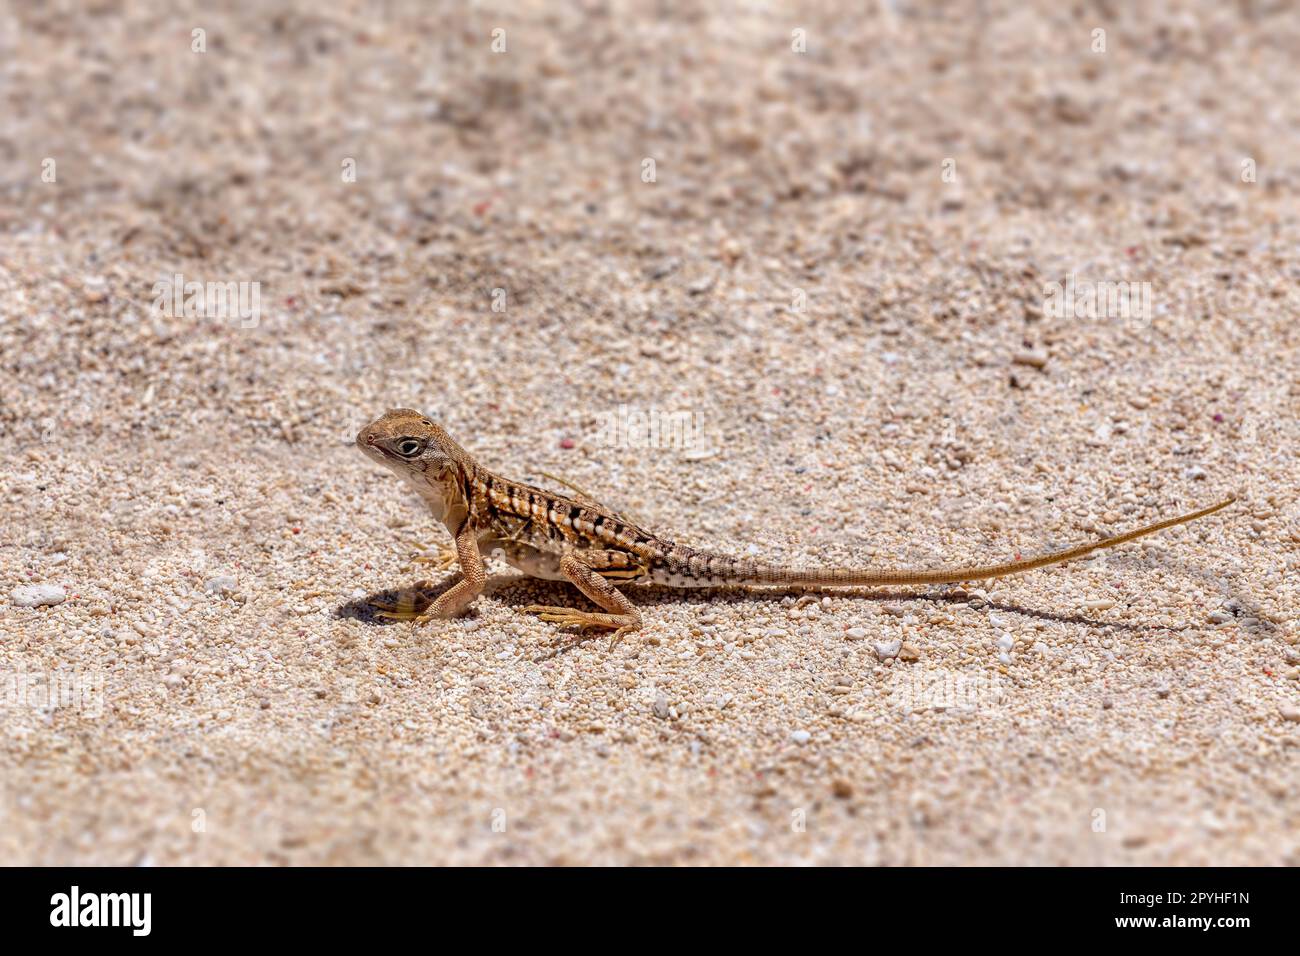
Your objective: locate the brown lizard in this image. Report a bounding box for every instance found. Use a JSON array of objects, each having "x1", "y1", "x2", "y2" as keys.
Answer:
[{"x1": 356, "y1": 408, "x2": 1235, "y2": 648}]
